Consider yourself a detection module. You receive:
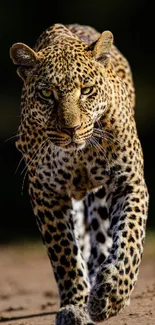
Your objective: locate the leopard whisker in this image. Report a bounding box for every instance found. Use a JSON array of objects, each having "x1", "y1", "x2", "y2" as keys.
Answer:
[
  {"x1": 94, "y1": 128, "x2": 122, "y2": 147},
  {"x1": 93, "y1": 131, "x2": 115, "y2": 145},
  {"x1": 5, "y1": 132, "x2": 26, "y2": 143},
  {"x1": 20, "y1": 138, "x2": 49, "y2": 175},
  {"x1": 89, "y1": 136, "x2": 111, "y2": 169},
  {"x1": 93, "y1": 131, "x2": 123, "y2": 167},
  {"x1": 21, "y1": 167, "x2": 28, "y2": 196},
  {"x1": 21, "y1": 139, "x2": 50, "y2": 194},
  {"x1": 15, "y1": 154, "x2": 26, "y2": 174}
]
